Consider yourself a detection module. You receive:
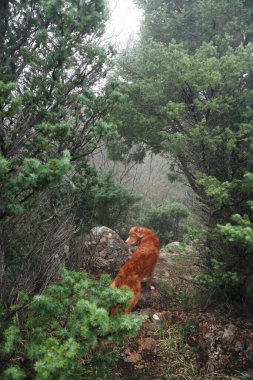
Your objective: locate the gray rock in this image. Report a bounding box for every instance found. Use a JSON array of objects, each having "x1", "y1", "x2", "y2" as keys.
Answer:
[
  {"x1": 152, "y1": 310, "x2": 173, "y2": 328},
  {"x1": 83, "y1": 226, "x2": 131, "y2": 276}
]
